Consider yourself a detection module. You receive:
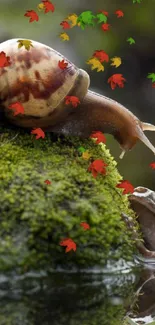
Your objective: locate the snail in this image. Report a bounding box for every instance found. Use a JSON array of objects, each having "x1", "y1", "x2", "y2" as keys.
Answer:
[
  {"x1": 122, "y1": 187, "x2": 155, "y2": 261},
  {"x1": 0, "y1": 38, "x2": 155, "y2": 158}
]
